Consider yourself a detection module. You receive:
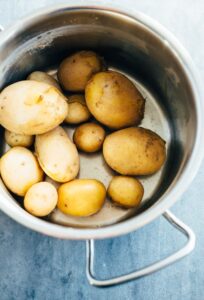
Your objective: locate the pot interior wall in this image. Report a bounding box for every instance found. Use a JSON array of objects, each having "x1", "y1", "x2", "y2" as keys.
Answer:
[{"x1": 0, "y1": 9, "x2": 197, "y2": 227}]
